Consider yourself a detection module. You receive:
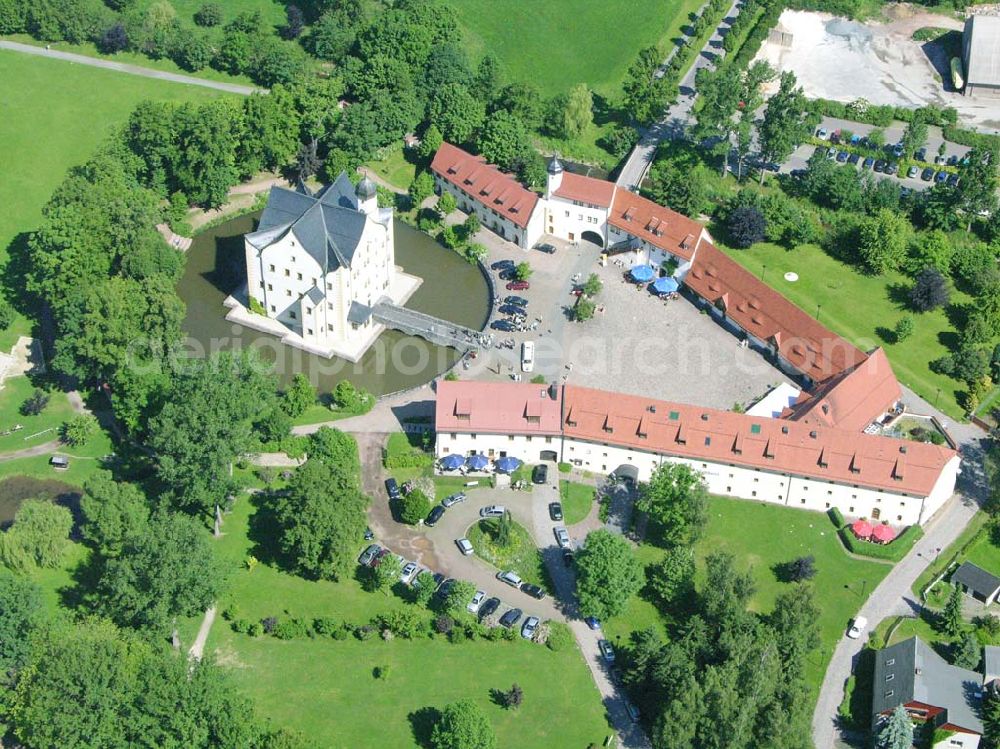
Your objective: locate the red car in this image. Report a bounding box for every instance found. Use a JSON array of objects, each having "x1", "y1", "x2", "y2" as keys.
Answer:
[{"x1": 506, "y1": 281, "x2": 530, "y2": 290}]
